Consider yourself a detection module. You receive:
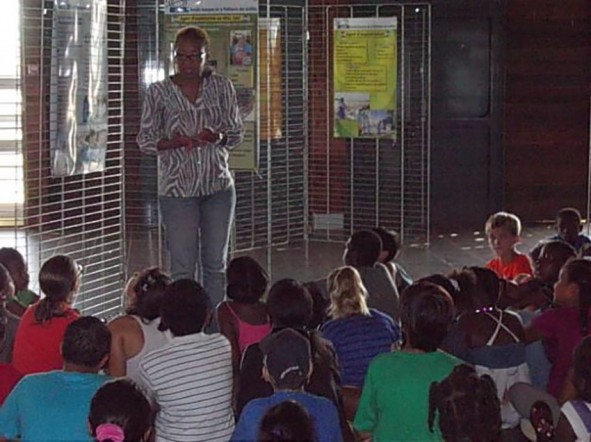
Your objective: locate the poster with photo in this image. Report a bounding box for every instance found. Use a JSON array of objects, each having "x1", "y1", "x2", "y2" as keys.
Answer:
[
  {"x1": 49, "y1": 0, "x2": 108, "y2": 176},
  {"x1": 229, "y1": 30, "x2": 253, "y2": 66},
  {"x1": 162, "y1": 13, "x2": 259, "y2": 170},
  {"x1": 333, "y1": 17, "x2": 397, "y2": 139}
]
